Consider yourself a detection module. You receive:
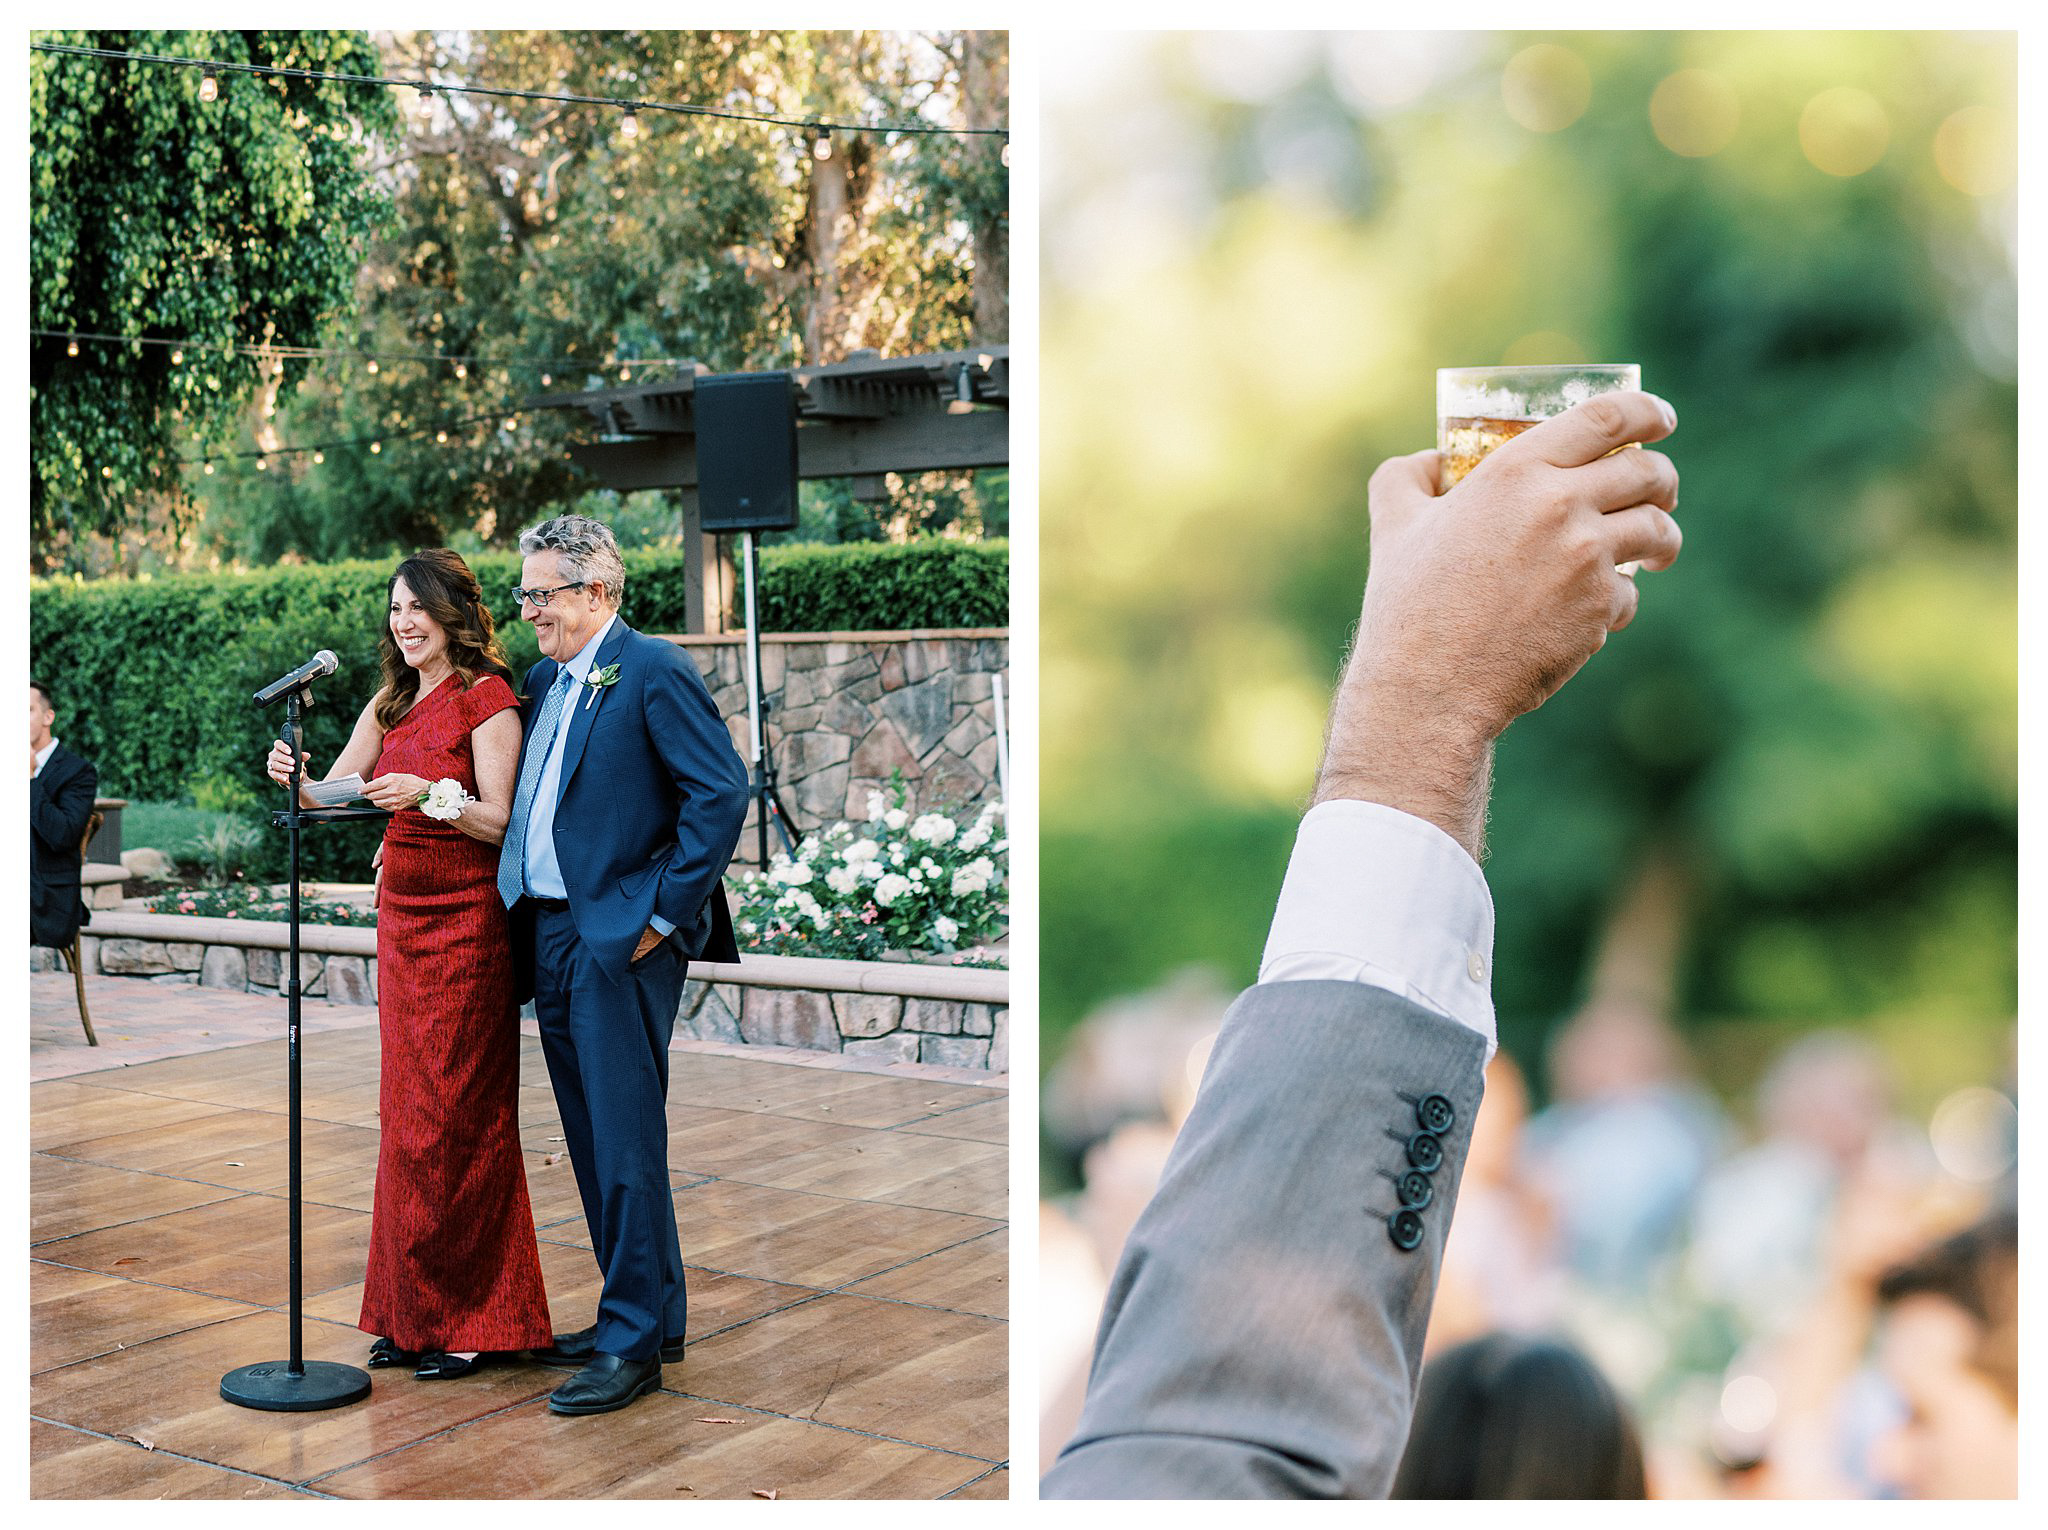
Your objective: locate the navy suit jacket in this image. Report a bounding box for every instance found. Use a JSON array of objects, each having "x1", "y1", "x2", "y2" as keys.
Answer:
[{"x1": 510, "y1": 619, "x2": 749, "y2": 1002}]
